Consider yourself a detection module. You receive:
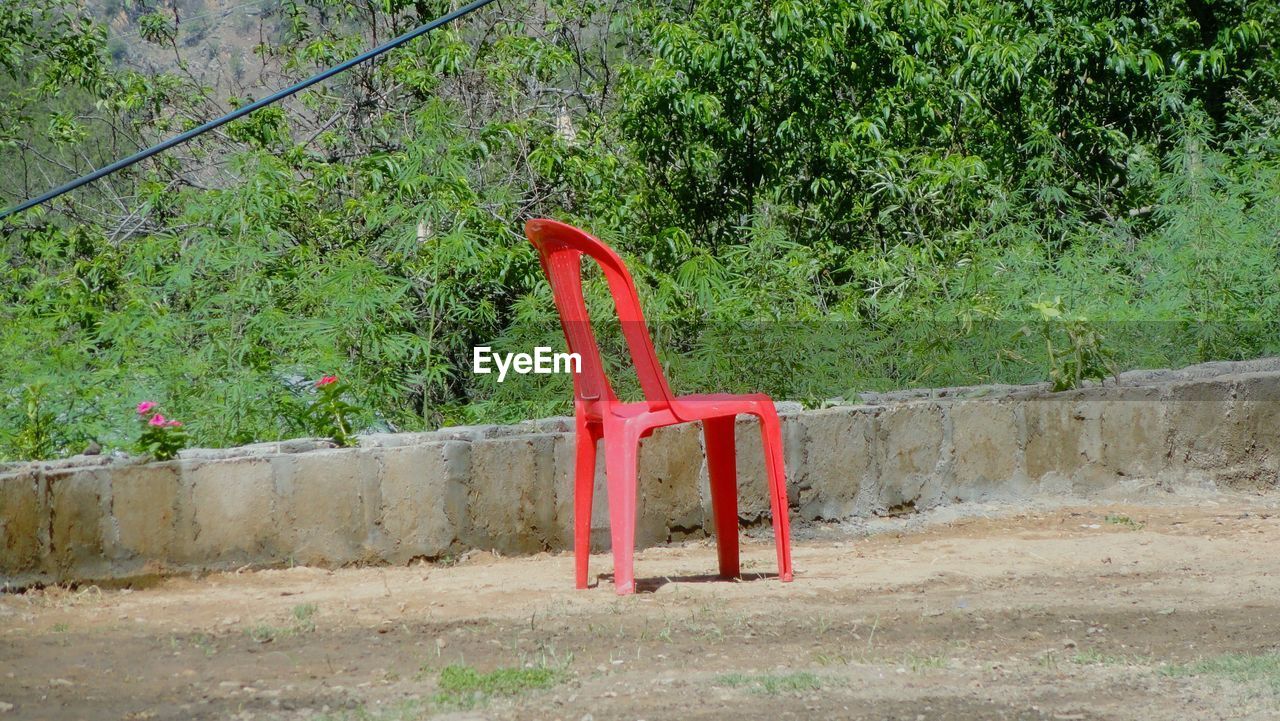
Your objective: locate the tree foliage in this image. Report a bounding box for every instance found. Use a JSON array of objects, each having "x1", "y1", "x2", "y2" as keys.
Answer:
[{"x1": 1, "y1": 0, "x2": 1279, "y2": 459}]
